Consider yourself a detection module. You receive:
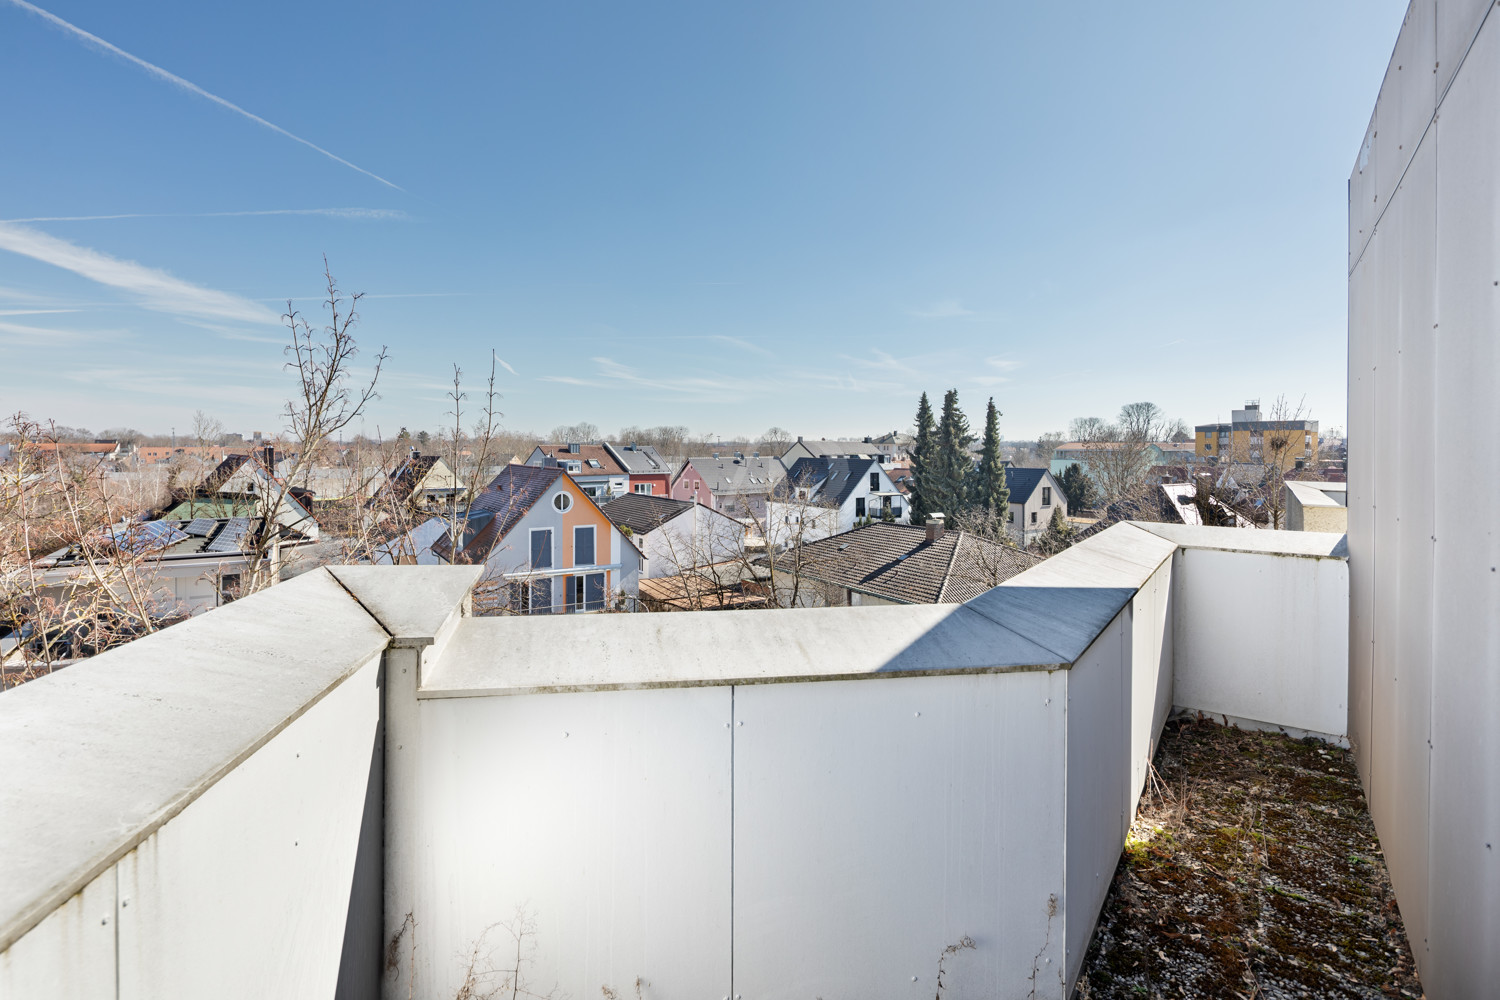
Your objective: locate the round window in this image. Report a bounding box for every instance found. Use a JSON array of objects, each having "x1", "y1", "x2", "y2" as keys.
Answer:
[{"x1": 553, "y1": 492, "x2": 572, "y2": 513}]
